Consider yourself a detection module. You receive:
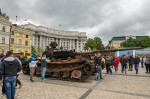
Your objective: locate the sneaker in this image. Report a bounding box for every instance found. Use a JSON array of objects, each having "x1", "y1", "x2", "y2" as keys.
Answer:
[
  {"x1": 19, "y1": 84, "x2": 23, "y2": 89},
  {"x1": 30, "y1": 79, "x2": 34, "y2": 83},
  {"x1": 100, "y1": 77, "x2": 103, "y2": 79}
]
